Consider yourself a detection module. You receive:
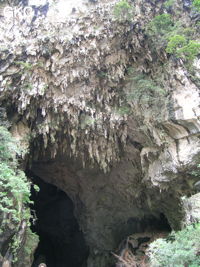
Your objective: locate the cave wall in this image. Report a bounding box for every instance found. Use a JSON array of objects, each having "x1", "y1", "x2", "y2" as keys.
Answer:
[
  {"x1": 29, "y1": 144, "x2": 185, "y2": 266},
  {"x1": 0, "y1": 0, "x2": 200, "y2": 266}
]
